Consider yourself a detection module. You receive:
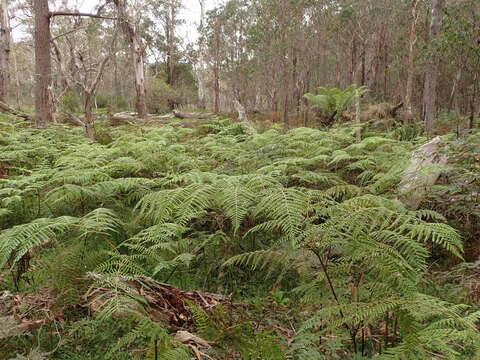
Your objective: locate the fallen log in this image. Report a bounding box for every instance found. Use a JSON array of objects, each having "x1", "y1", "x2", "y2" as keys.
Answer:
[
  {"x1": 397, "y1": 136, "x2": 448, "y2": 209},
  {"x1": 173, "y1": 110, "x2": 214, "y2": 119},
  {"x1": 111, "y1": 112, "x2": 176, "y2": 125},
  {"x1": 0, "y1": 101, "x2": 35, "y2": 122},
  {"x1": 110, "y1": 111, "x2": 138, "y2": 124}
]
